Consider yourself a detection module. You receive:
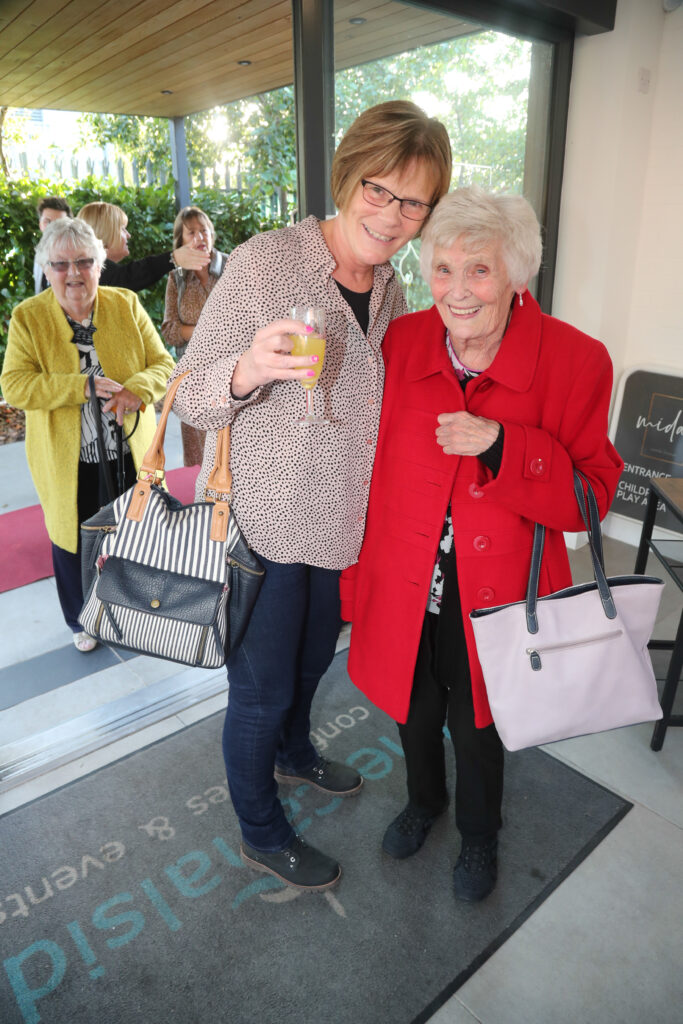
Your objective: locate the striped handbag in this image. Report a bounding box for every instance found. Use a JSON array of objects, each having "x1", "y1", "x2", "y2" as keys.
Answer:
[{"x1": 79, "y1": 372, "x2": 264, "y2": 668}]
